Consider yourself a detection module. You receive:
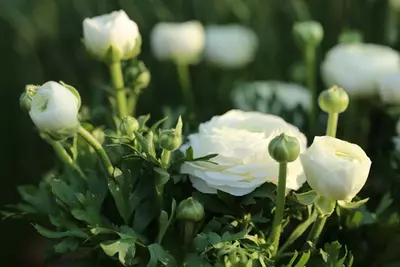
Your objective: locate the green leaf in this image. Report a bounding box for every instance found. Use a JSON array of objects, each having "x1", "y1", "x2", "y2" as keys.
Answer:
[
  {"x1": 314, "y1": 195, "x2": 336, "y2": 216},
  {"x1": 185, "y1": 253, "x2": 213, "y2": 267},
  {"x1": 150, "y1": 117, "x2": 168, "y2": 133},
  {"x1": 146, "y1": 243, "x2": 178, "y2": 267},
  {"x1": 286, "y1": 251, "x2": 299, "y2": 267},
  {"x1": 137, "y1": 114, "x2": 151, "y2": 129},
  {"x1": 337, "y1": 198, "x2": 369, "y2": 210},
  {"x1": 132, "y1": 200, "x2": 160, "y2": 233},
  {"x1": 185, "y1": 146, "x2": 194, "y2": 161},
  {"x1": 34, "y1": 224, "x2": 88, "y2": 239},
  {"x1": 157, "y1": 199, "x2": 177, "y2": 244},
  {"x1": 154, "y1": 167, "x2": 170, "y2": 186},
  {"x1": 54, "y1": 238, "x2": 80, "y2": 253},
  {"x1": 134, "y1": 131, "x2": 149, "y2": 154},
  {"x1": 293, "y1": 190, "x2": 317, "y2": 205},
  {"x1": 100, "y1": 238, "x2": 136, "y2": 266}
]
